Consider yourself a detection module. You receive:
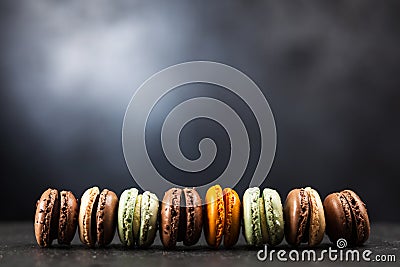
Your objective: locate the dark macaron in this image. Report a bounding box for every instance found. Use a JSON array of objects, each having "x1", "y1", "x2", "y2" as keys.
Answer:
[
  {"x1": 58, "y1": 191, "x2": 79, "y2": 245},
  {"x1": 34, "y1": 188, "x2": 60, "y2": 247},
  {"x1": 35, "y1": 188, "x2": 79, "y2": 247},
  {"x1": 160, "y1": 188, "x2": 203, "y2": 249},
  {"x1": 181, "y1": 188, "x2": 203, "y2": 246},
  {"x1": 324, "y1": 189, "x2": 370, "y2": 245}
]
